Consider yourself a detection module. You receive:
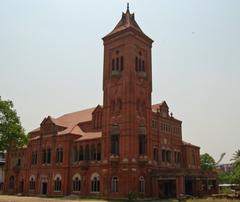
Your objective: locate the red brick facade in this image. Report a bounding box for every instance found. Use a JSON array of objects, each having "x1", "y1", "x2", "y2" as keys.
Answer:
[{"x1": 4, "y1": 7, "x2": 217, "y2": 199}]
